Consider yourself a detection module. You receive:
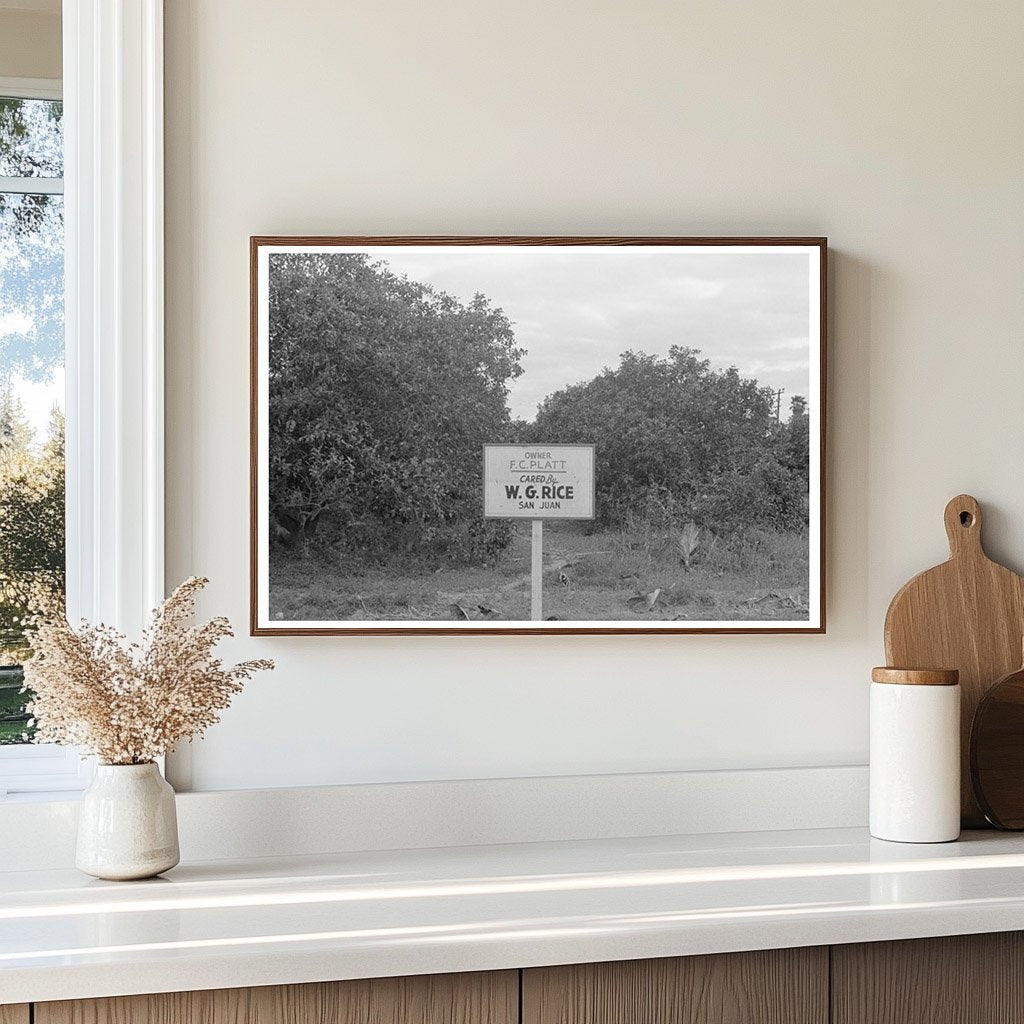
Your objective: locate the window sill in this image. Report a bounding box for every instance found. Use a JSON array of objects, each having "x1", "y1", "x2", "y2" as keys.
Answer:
[
  {"x1": 0, "y1": 789, "x2": 85, "y2": 804},
  {"x1": 0, "y1": 745, "x2": 94, "y2": 800}
]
